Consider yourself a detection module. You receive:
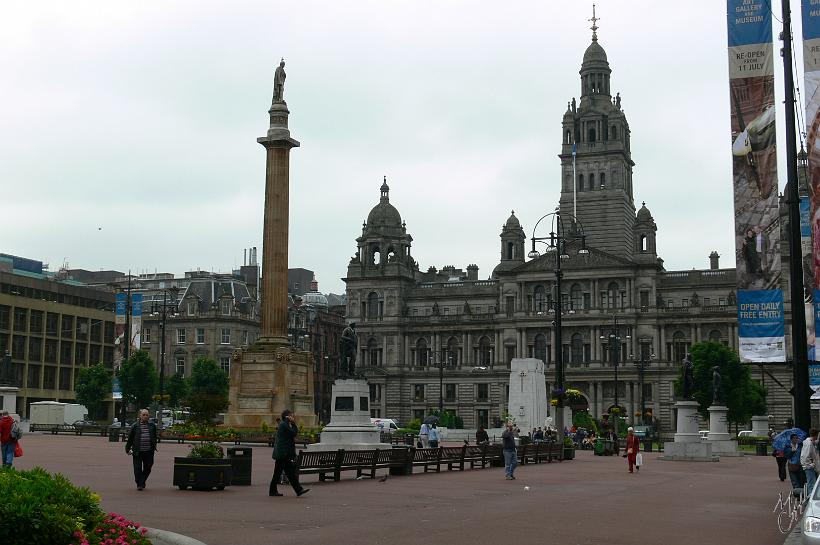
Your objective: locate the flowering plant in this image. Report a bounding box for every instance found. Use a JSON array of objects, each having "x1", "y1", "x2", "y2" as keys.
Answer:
[{"x1": 70, "y1": 513, "x2": 151, "y2": 545}]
